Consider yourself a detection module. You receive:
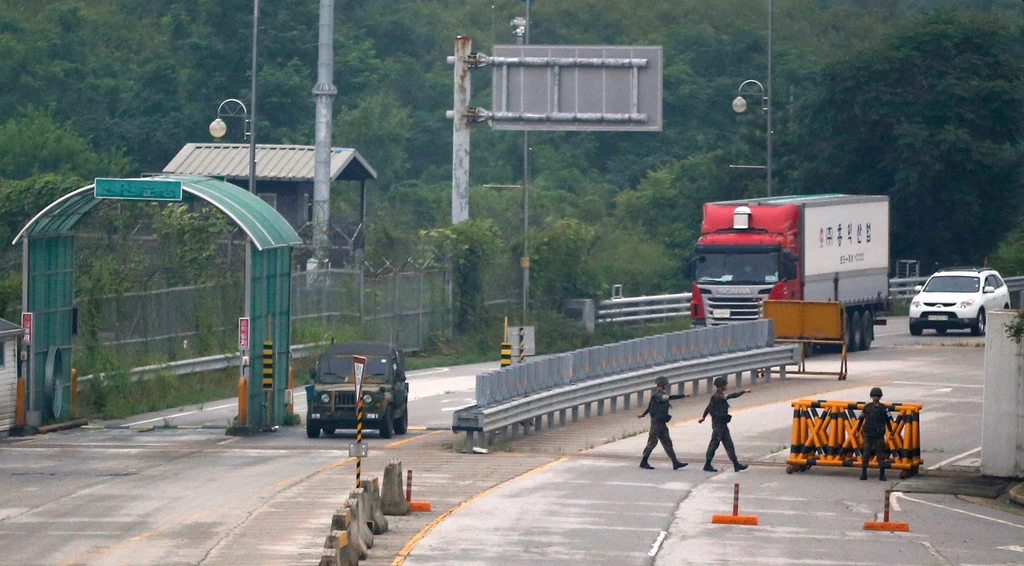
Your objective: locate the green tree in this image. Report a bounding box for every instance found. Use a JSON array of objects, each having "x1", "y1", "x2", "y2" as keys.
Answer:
[
  {"x1": 531, "y1": 219, "x2": 601, "y2": 309},
  {"x1": 423, "y1": 219, "x2": 501, "y2": 334}
]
